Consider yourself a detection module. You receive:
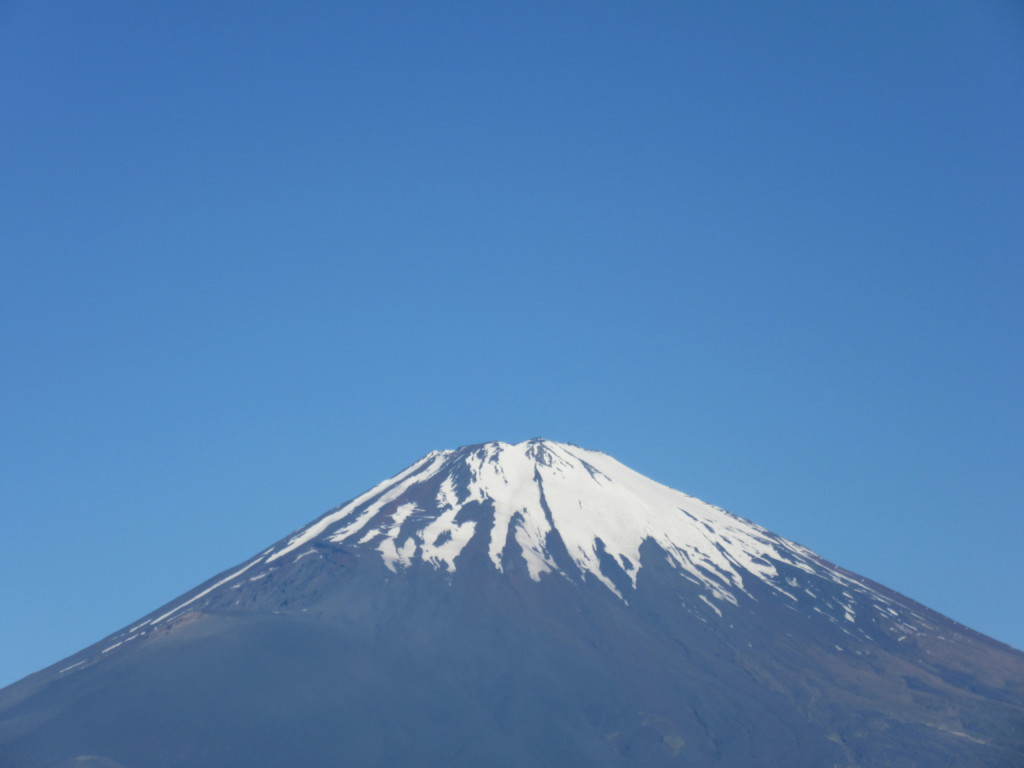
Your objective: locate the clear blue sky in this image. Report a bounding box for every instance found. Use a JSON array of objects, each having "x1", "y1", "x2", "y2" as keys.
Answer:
[{"x1": 1, "y1": 1, "x2": 1022, "y2": 688}]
